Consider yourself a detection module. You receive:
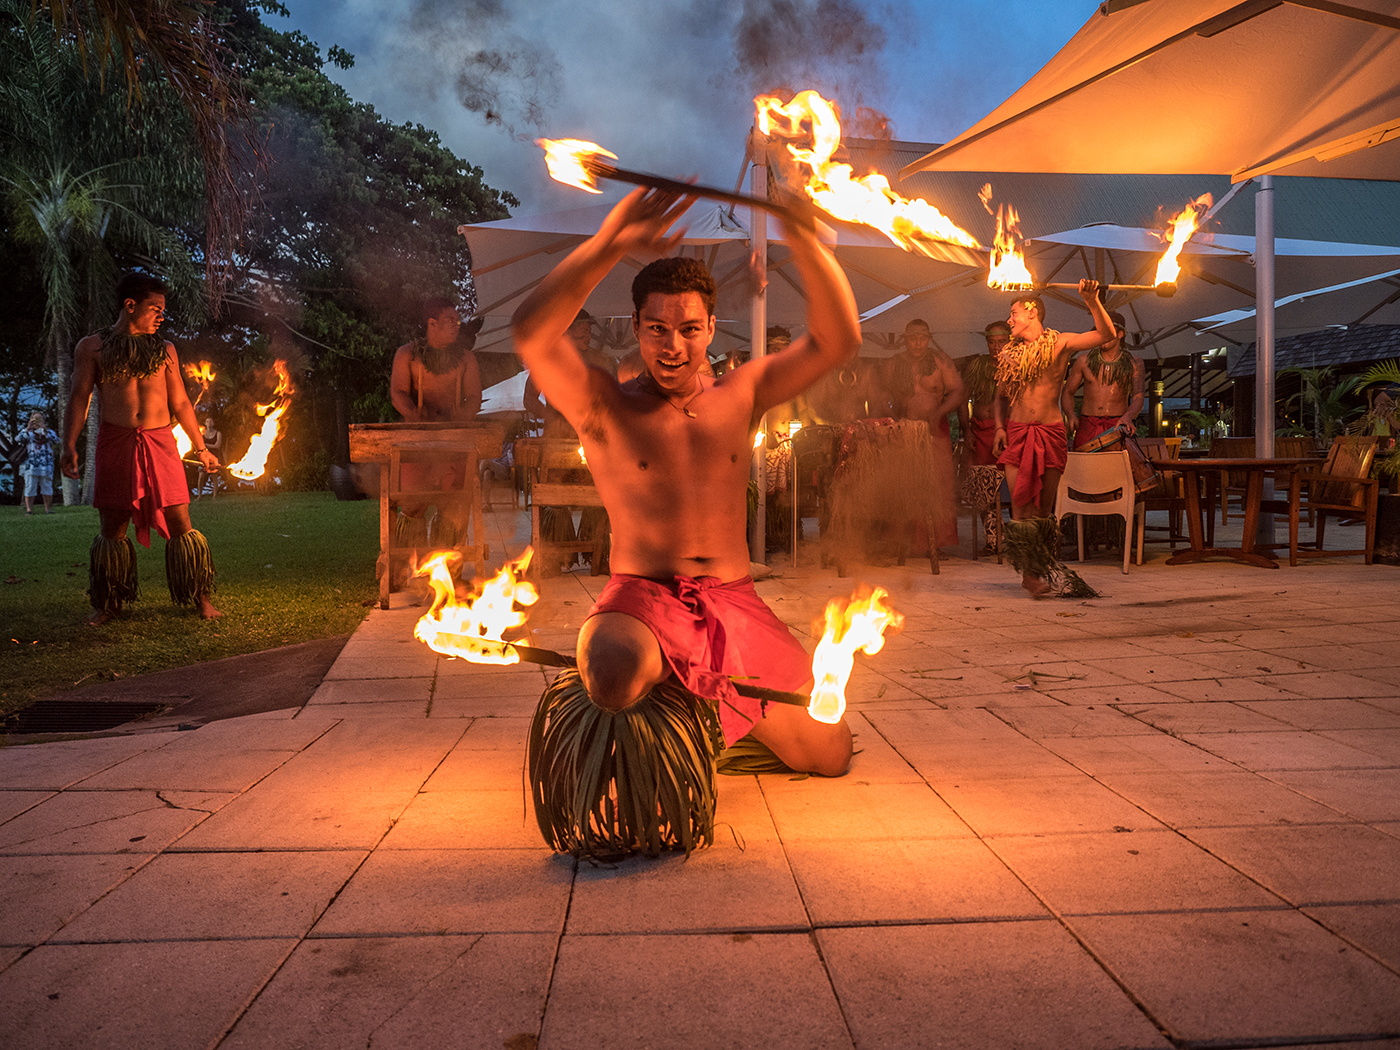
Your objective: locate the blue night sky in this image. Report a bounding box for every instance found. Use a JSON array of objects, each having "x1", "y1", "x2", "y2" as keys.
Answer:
[{"x1": 278, "y1": 0, "x2": 1097, "y2": 214}]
